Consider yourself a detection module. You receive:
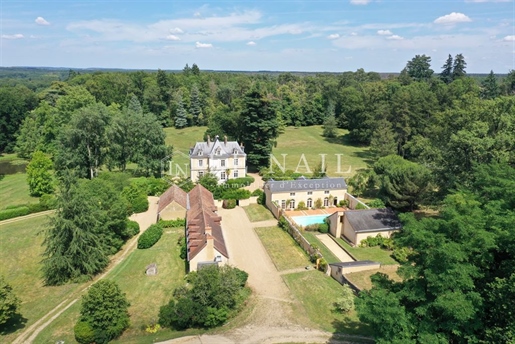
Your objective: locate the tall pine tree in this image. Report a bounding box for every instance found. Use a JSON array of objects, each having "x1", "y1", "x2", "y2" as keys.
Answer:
[
  {"x1": 174, "y1": 92, "x2": 188, "y2": 129},
  {"x1": 440, "y1": 54, "x2": 453, "y2": 84},
  {"x1": 452, "y1": 53, "x2": 467, "y2": 79}
]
